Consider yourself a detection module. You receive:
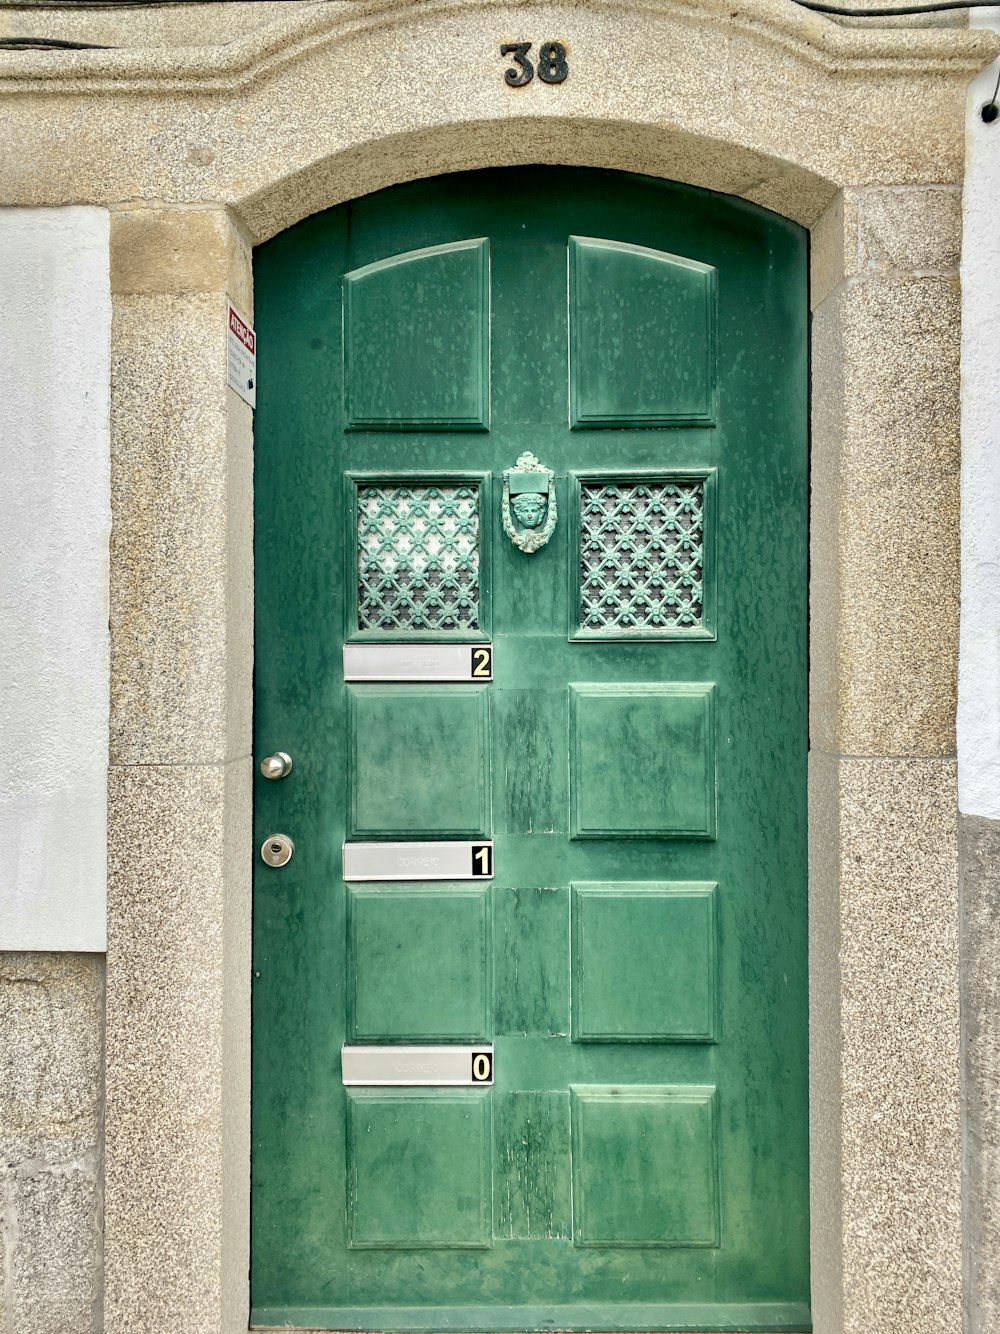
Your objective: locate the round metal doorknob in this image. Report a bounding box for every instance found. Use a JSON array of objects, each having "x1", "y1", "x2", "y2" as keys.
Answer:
[{"x1": 260, "y1": 751, "x2": 293, "y2": 780}]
